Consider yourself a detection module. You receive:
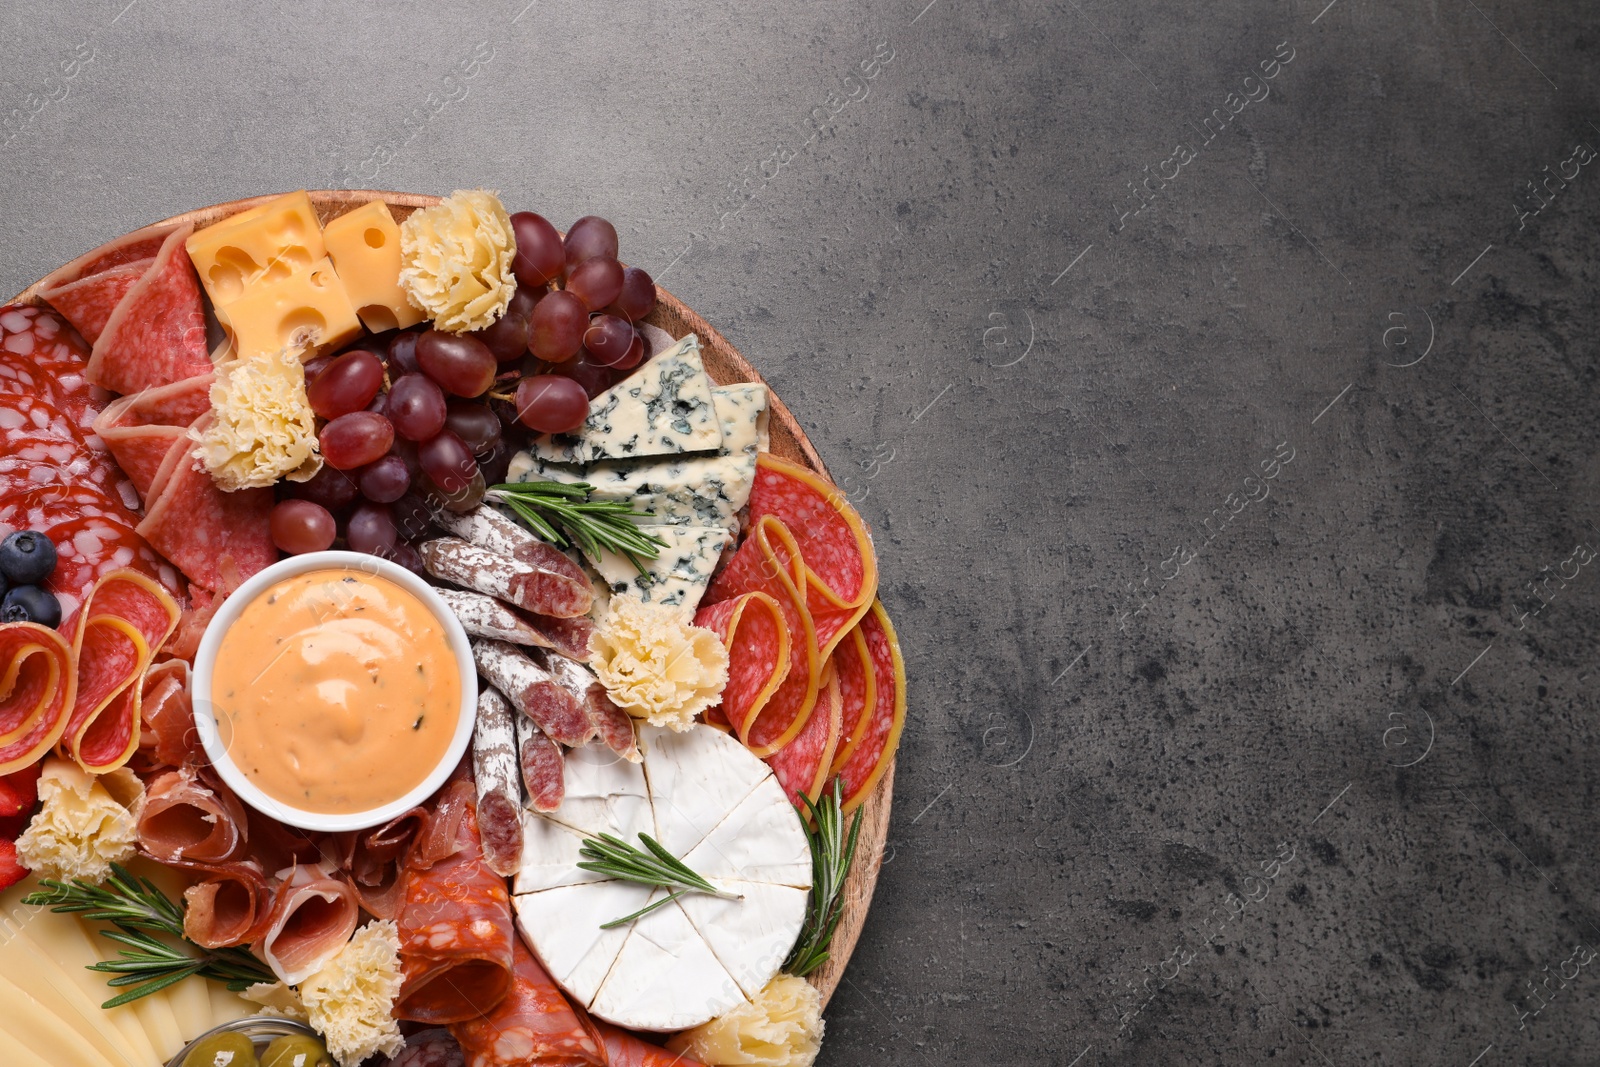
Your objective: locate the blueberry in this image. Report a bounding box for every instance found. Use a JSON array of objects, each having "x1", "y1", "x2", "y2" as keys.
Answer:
[
  {"x1": 0, "y1": 531, "x2": 57, "y2": 585},
  {"x1": 1, "y1": 585, "x2": 60, "y2": 628}
]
